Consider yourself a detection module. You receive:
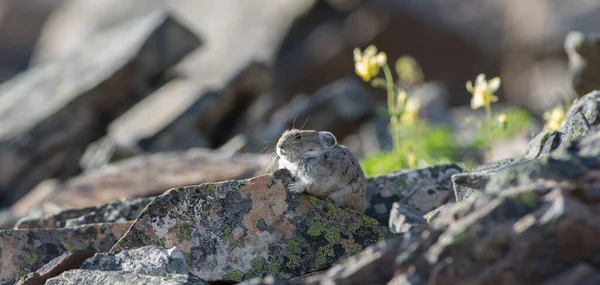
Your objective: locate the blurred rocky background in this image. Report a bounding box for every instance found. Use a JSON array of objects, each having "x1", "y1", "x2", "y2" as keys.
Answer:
[{"x1": 1, "y1": 0, "x2": 600, "y2": 284}]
